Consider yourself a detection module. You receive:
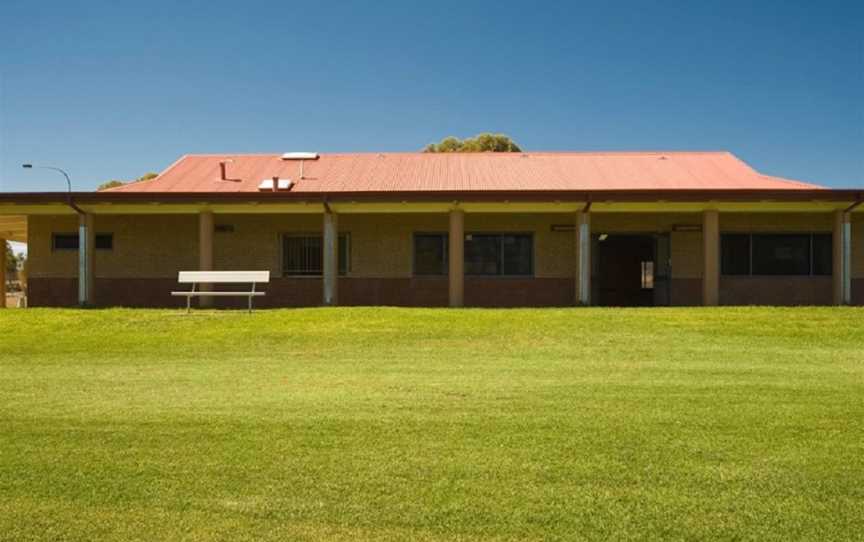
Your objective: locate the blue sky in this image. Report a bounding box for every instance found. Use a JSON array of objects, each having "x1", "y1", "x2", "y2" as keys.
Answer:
[{"x1": 1, "y1": 0, "x2": 862, "y2": 193}]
